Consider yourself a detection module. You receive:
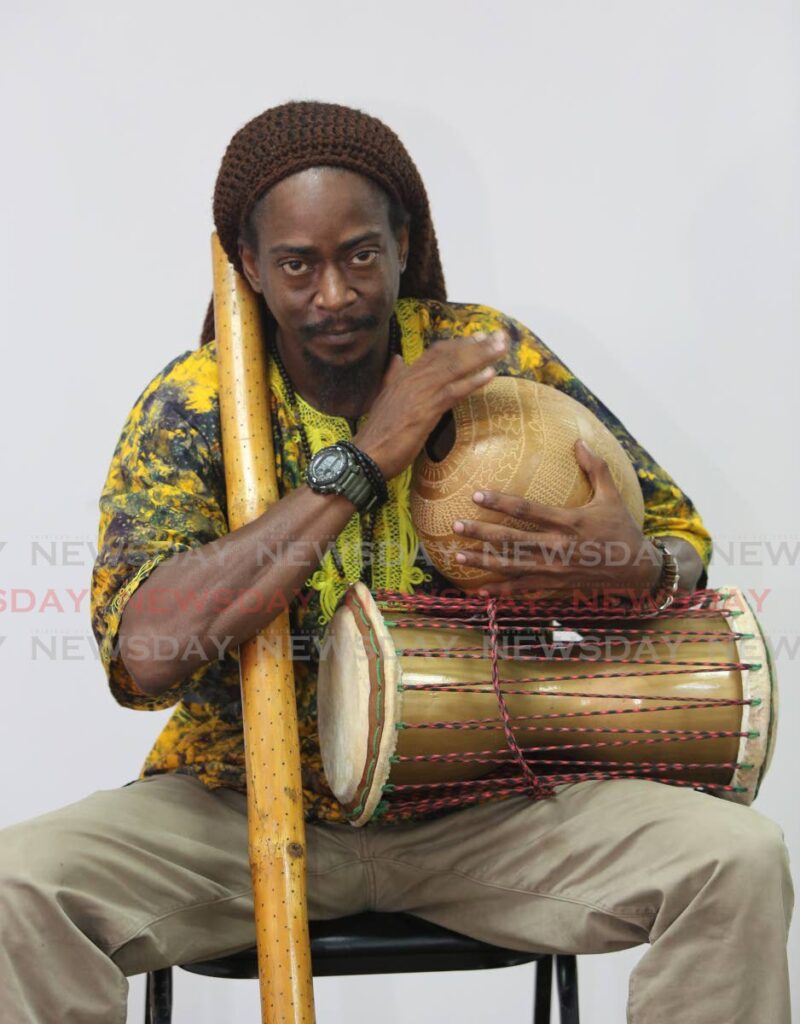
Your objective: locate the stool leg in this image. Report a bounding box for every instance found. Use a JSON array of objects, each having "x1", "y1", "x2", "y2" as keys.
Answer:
[
  {"x1": 533, "y1": 955, "x2": 553, "y2": 1024},
  {"x1": 555, "y1": 954, "x2": 579, "y2": 1024},
  {"x1": 144, "y1": 967, "x2": 173, "y2": 1024}
]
